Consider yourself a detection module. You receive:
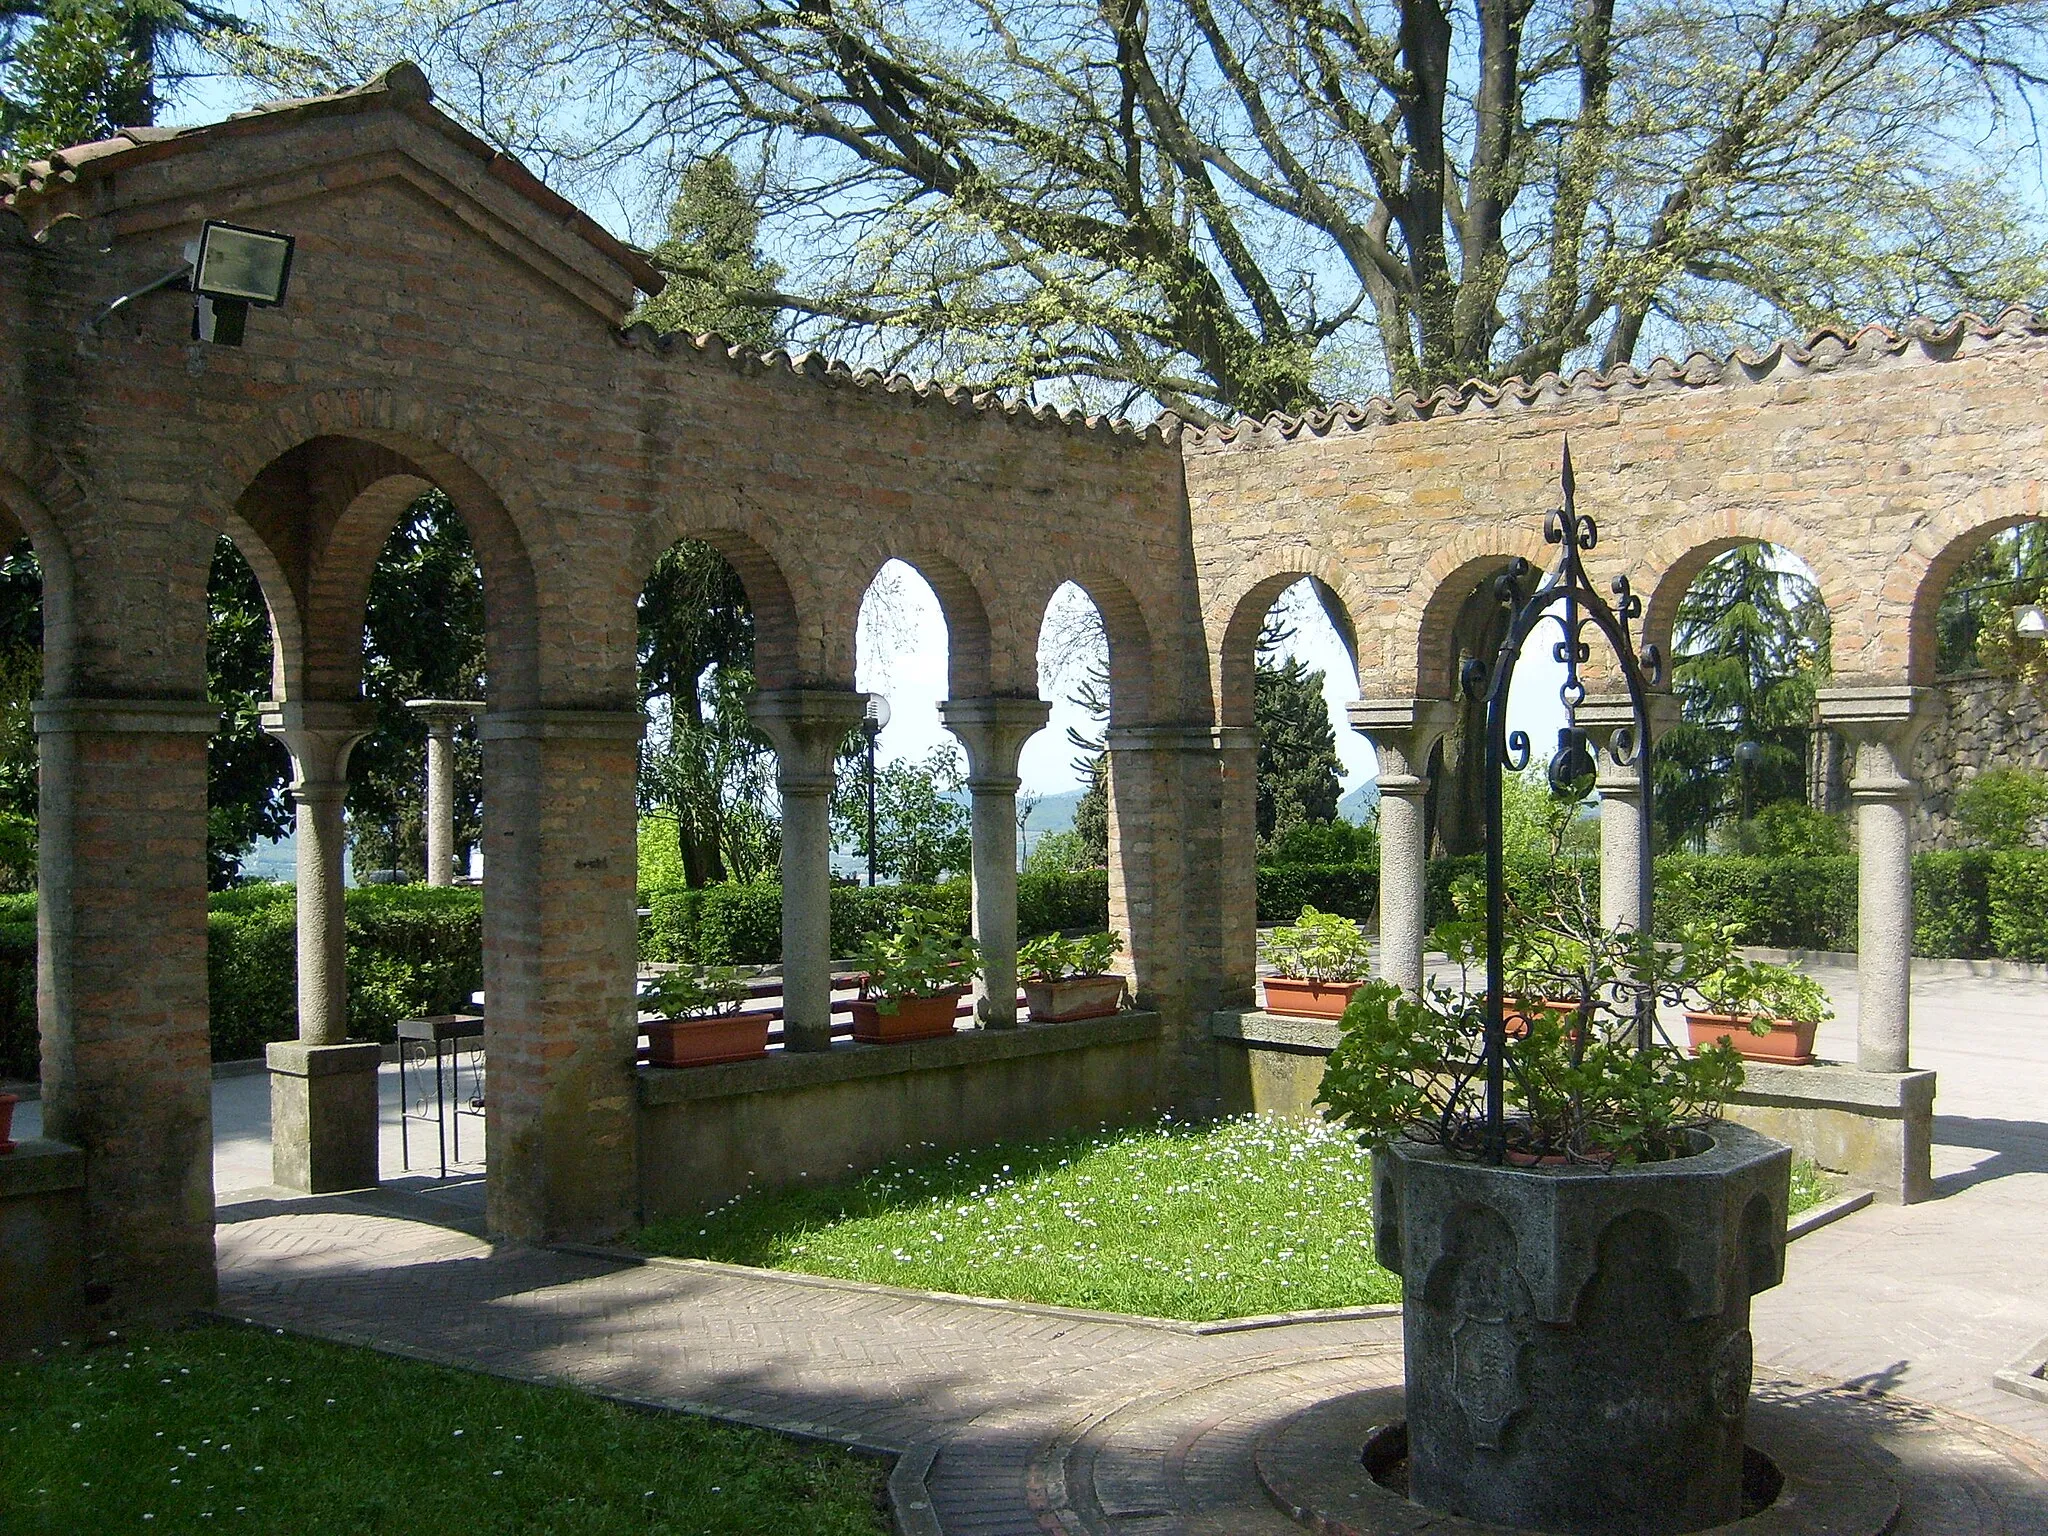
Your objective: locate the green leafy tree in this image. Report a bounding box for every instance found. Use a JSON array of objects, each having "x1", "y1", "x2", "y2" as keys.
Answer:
[
  {"x1": 1955, "y1": 766, "x2": 2048, "y2": 849},
  {"x1": 242, "y1": 0, "x2": 2048, "y2": 418},
  {"x1": 1655, "y1": 542, "x2": 1830, "y2": 850},
  {"x1": 3, "y1": 0, "x2": 244, "y2": 165},
  {"x1": 347, "y1": 491, "x2": 485, "y2": 879},
  {"x1": 640, "y1": 662, "x2": 780, "y2": 885},
  {"x1": 634, "y1": 154, "x2": 785, "y2": 350},
  {"x1": 638, "y1": 539, "x2": 763, "y2": 886},
  {"x1": 1936, "y1": 522, "x2": 2048, "y2": 687},
  {"x1": 1023, "y1": 828, "x2": 1092, "y2": 875},
  {"x1": 206, "y1": 538, "x2": 294, "y2": 887},
  {"x1": 1255, "y1": 653, "x2": 1341, "y2": 840},
  {"x1": 833, "y1": 745, "x2": 972, "y2": 887},
  {"x1": 0, "y1": 539, "x2": 39, "y2": 889}
]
